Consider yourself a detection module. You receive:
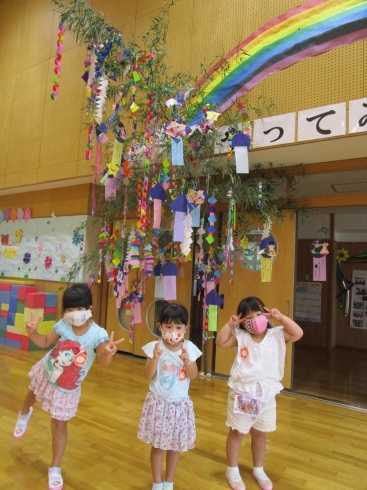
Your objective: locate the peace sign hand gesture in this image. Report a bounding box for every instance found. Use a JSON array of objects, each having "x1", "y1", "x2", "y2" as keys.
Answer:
[
  {"x1": 103, "y1": 331, "x2": 125, "y2": 356},
  {"x1": 179, "y1": 344, "x2": 190, "y2": 365},
  {"x1": 24, "y1": 310, "x2": 43, "y2": 337}
]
